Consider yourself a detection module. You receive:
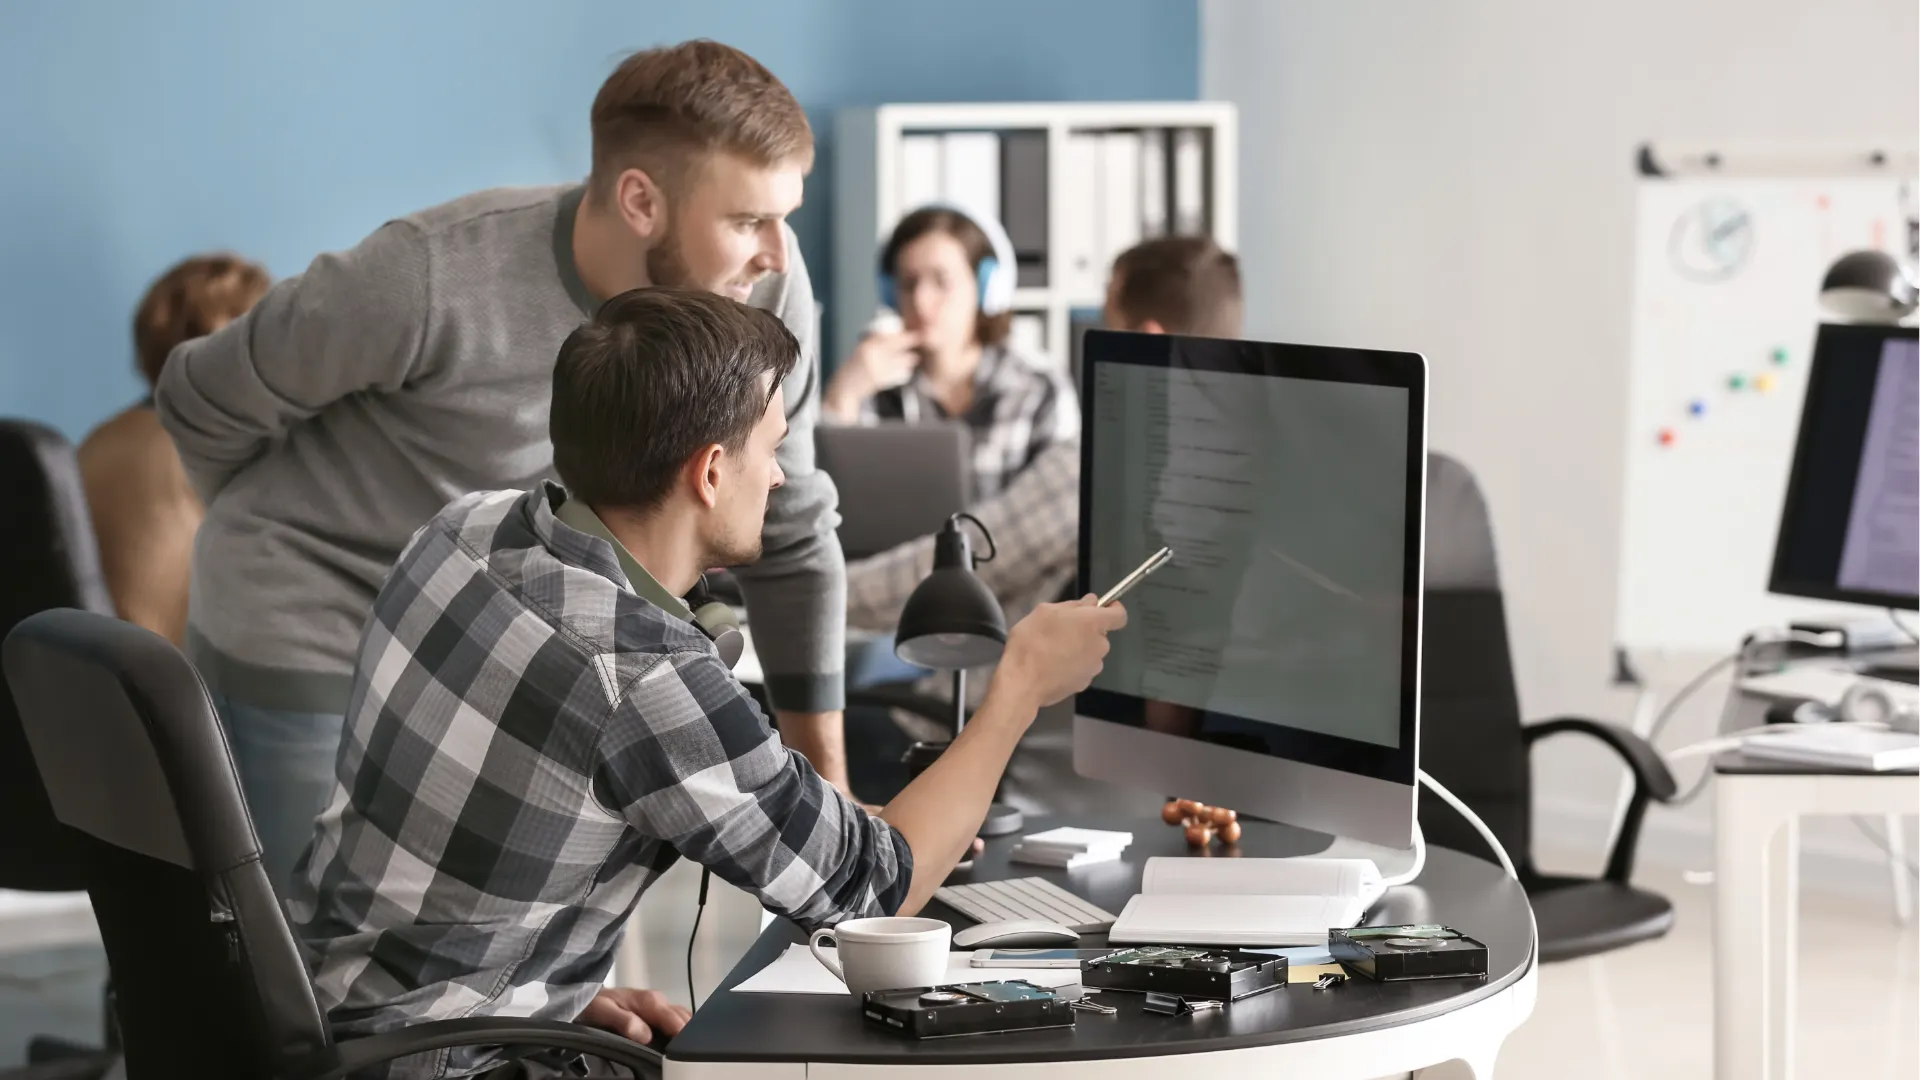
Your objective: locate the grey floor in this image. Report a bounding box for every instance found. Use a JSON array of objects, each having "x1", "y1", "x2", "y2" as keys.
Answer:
[
  {"x1": 4, "y1": 855, "x2": 1915, "y2": 1077},
  {"x1": 0, "y1": 945, "x2": 108, "y2": 1068}
]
